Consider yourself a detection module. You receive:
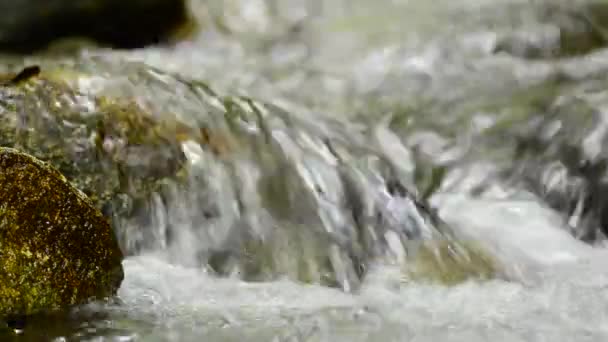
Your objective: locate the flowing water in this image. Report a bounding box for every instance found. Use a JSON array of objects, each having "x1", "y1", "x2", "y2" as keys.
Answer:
[{"x1": 6, "y1": 0, "x2": 608, "y2": 340}]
